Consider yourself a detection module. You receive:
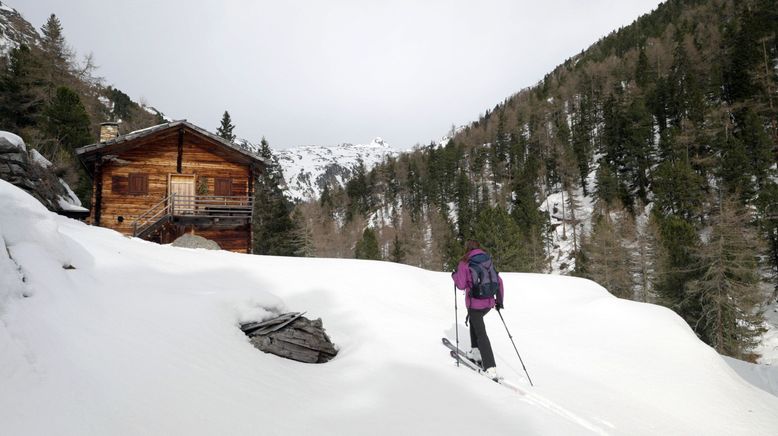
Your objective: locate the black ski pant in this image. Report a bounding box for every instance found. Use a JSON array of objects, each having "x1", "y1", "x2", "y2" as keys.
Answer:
[{"x1": 468, "y1": 307, "x2": 496, "y2": 370}]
